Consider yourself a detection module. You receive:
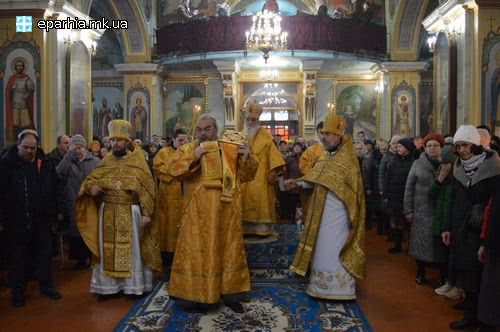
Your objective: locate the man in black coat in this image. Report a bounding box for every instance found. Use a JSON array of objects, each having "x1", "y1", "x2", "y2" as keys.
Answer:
[{"x1": 0, "y1": 130, "x2": 64, "y2": 307}]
